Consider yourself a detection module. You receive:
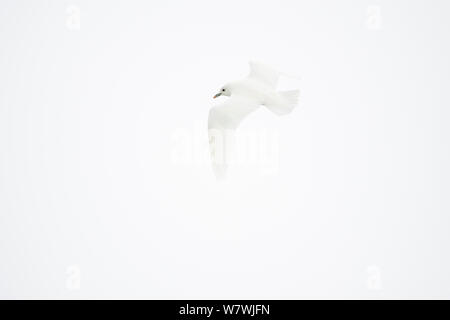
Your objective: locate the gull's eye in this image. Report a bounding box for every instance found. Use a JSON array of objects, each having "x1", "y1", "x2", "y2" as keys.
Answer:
[{"x1": 222, "y1": 89, "x2": 225, "y2": 92}]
